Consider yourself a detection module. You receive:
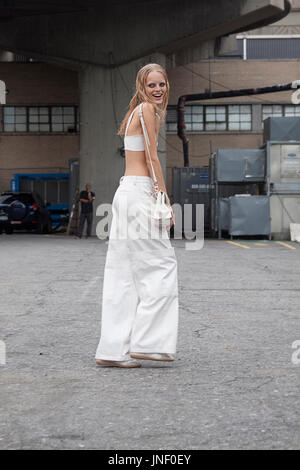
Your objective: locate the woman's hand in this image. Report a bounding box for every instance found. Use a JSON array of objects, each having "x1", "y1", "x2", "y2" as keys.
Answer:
[
  {"x1": 163, "y1": 192, "x2": 174, "y2": 230},
  {"x1": 167, "y1": 203, "x2": 175, "y2": 230},
  {"x1": 153, "y1": 181, "x2": 160, "y2": 197}
]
